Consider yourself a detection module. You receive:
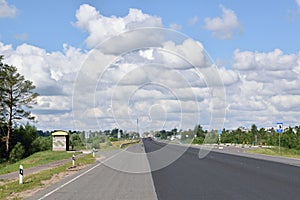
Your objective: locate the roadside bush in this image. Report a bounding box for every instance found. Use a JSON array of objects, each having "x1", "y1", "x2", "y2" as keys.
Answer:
[
  {"x1": 109, "y1": 137, "x2": 118, "y2": 142},
  {"x1": 31, "y1": 136, "x2": 52, "y2": 153},
  {"x1": 9, "y1": 142, "x2": 25, "y2": 163},
  {"x1": 192, "y1": 137, "x2": 204, "y2": 144},
  {"x1": 106, "y1": 141, "x2": 112, "y2": 146},
  {"x1": 70, "y1": 133, "x2": 84, "y2": 150},
  {"x1": 92, "y1": 140, "x2": 100, "y2": 149},
  {"x1": 13, "y1": 123, "x2": 38, "y2": 157}
]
